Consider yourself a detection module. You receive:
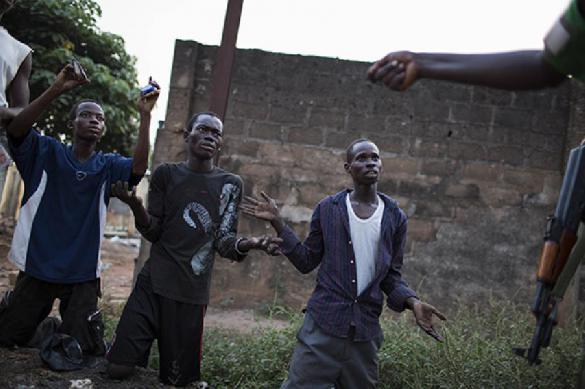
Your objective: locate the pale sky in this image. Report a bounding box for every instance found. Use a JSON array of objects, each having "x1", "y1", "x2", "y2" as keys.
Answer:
[{"x1": 96, "y1": 0, "x2": 568, "y2": 140}]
